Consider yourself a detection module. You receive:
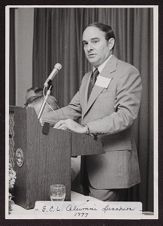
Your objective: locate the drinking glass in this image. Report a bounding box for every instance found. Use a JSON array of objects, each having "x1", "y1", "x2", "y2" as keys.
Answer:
[{"x1": 50, "y1": 184, "x2": 66, "y2": 201}]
